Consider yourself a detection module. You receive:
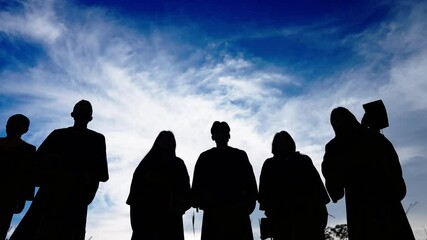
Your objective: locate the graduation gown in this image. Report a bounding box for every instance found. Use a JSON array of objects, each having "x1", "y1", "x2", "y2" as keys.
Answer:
[
  {"x1": 11, "y1": 127, "x2": 109, "y2": 240},
  {"x1": 0, "y1": 138, "x2": 35, "y2": 239},
  {"x1": 322, "y1": 129, "x2": 415, "y2": 240},
  {"x1": 126, "y1": 155, "x2": 191, "y2": 240},
  {"x1": 259, "y1": 152, "x2": 330, "y2": 240},
  {"x1": 192, "y1": 146, "x2": 258, "y2": 240}
]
